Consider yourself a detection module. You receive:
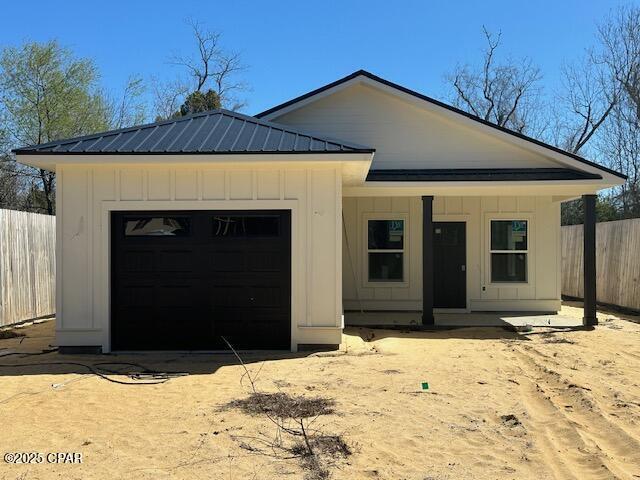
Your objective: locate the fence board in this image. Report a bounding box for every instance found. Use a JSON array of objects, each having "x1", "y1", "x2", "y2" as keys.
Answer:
[
  {"x1": 0, "y1": 209, "x2": 56, "y2": 326},
  {"x1": 562, "y1": 218, "x2": 640, "y2": 311}
]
